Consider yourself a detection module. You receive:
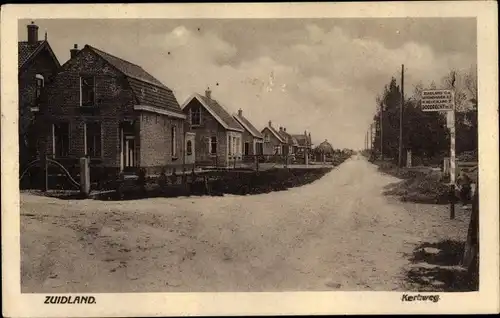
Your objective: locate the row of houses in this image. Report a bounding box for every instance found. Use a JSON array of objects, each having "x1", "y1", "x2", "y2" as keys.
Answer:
[{"x1": 19, "y1": 22, "x2": 314, "y2": 178}]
